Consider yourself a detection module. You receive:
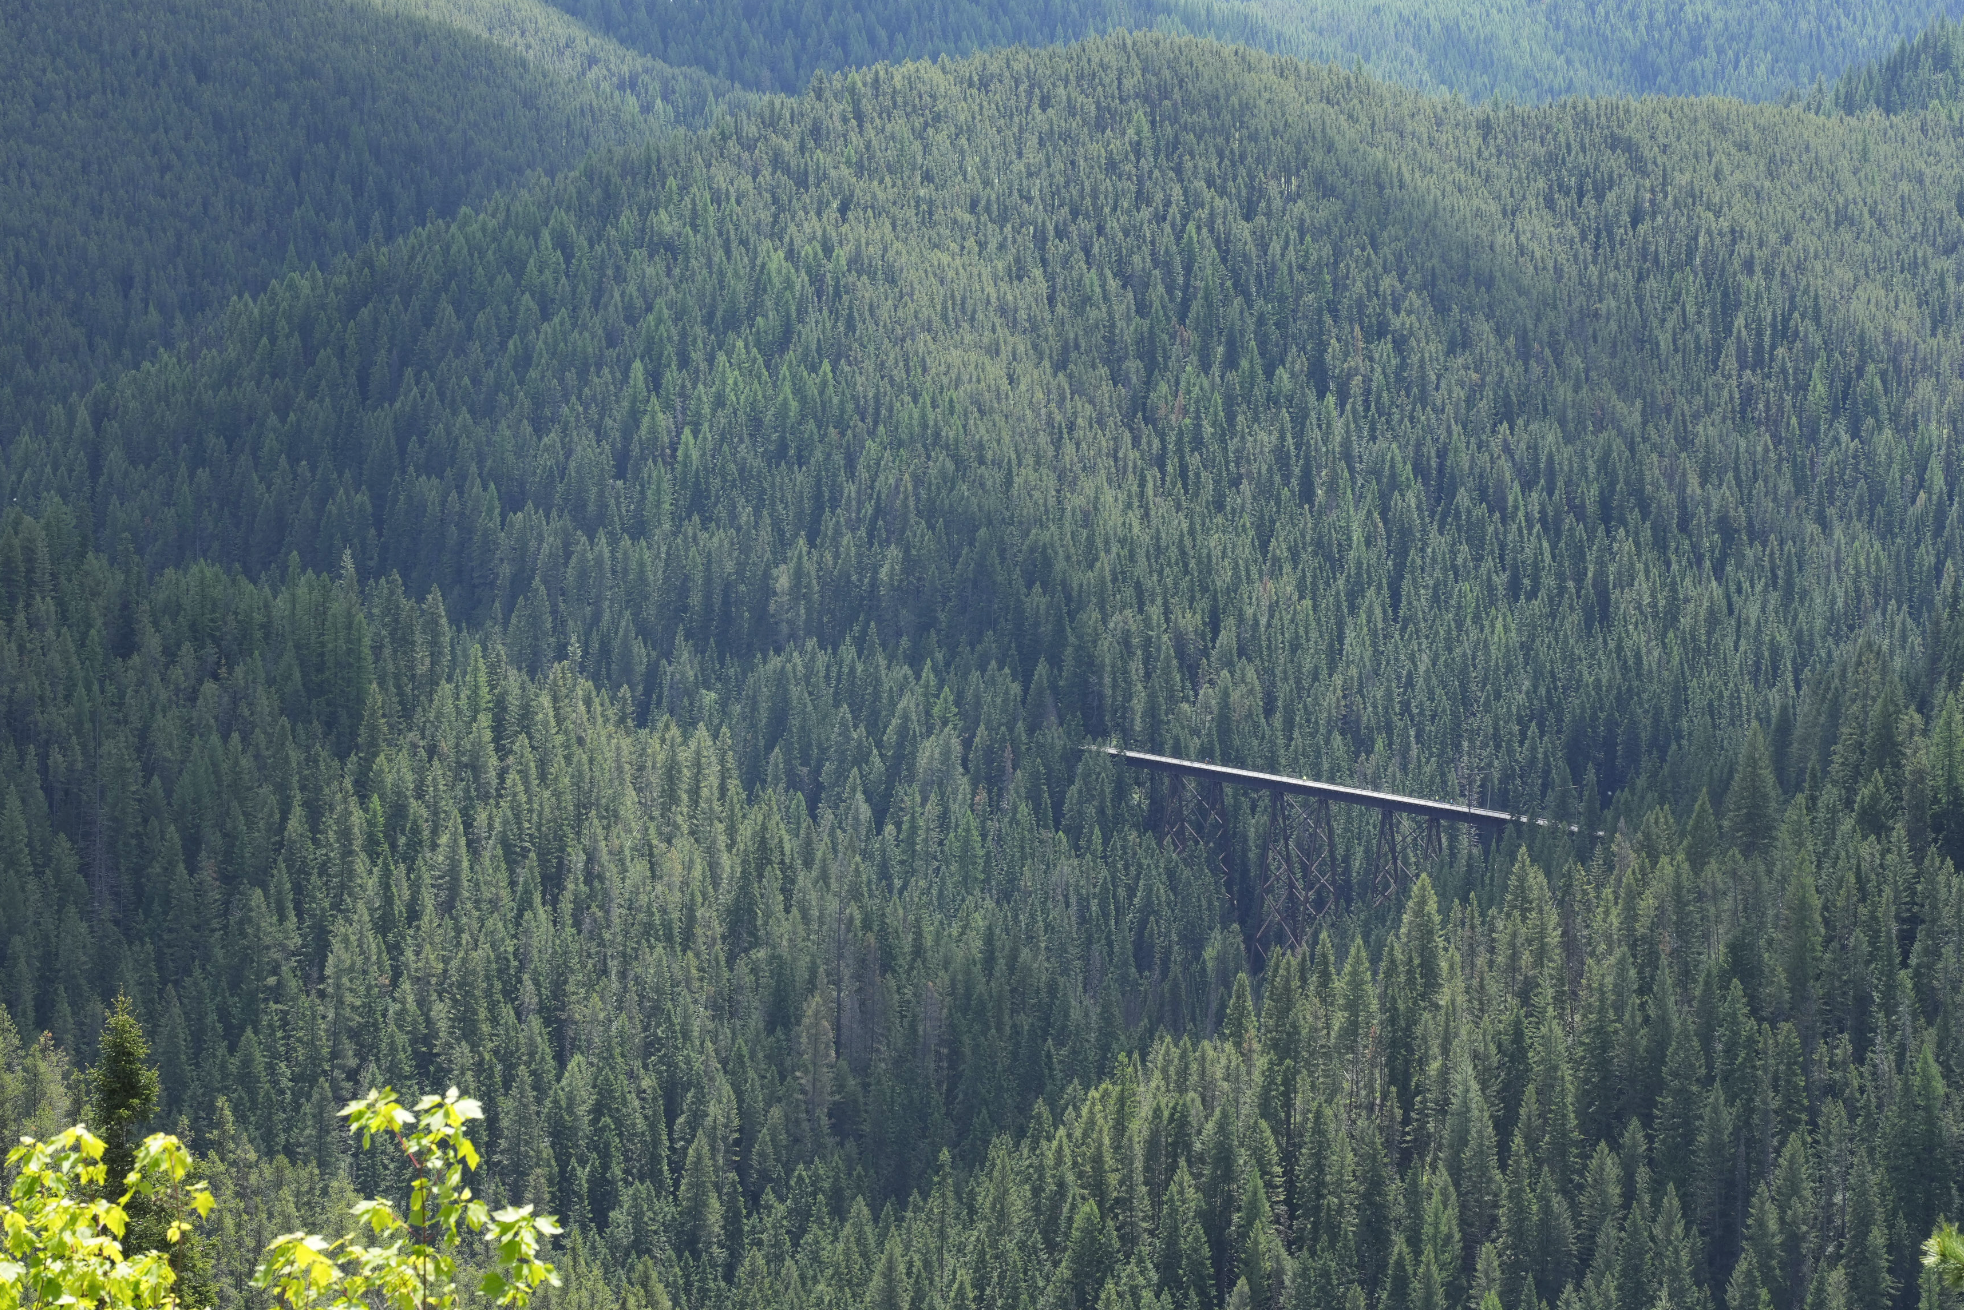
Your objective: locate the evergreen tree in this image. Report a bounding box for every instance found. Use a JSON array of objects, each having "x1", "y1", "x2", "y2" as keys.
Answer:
[
  {"x1": 1887, "y1": 1041, "x2": 1954, "y2": 1238},
  {"x1": 88, "y1": 997, "x2": 214, "y2": 1308},
  {"x1": 89, "y1": 997, "x2": 161, "y2": 1199},
  {"x1": 1726, "y1": 728, "x2": 1782, "y2": 861},
  {"x1": 678, "y1": 1125, "x2": 724, "y2": 1266},
  {"x1": 1843, "y1": 1159, "x2": 1897, "y2": 1310},
  {"x1": 1729, "y1": 1251, "x2": 1775, "y2": 1310},
  {"x1": 1062, "y1": 1200, "x2": 1122, "y2": 1309},
  {"x1": 1653, "y1": 1018, "x2": 1707, "y2": 1202},
  {"x1": 871, "y1": 1231, "x2": 911, "y2": 1310},
  {"x1": 1684, "y1": 795, "x2": 1722, "y2": 875},
  {"x1": 1781, "y1": 872, "x2": 1826, "y2": 1053}
]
